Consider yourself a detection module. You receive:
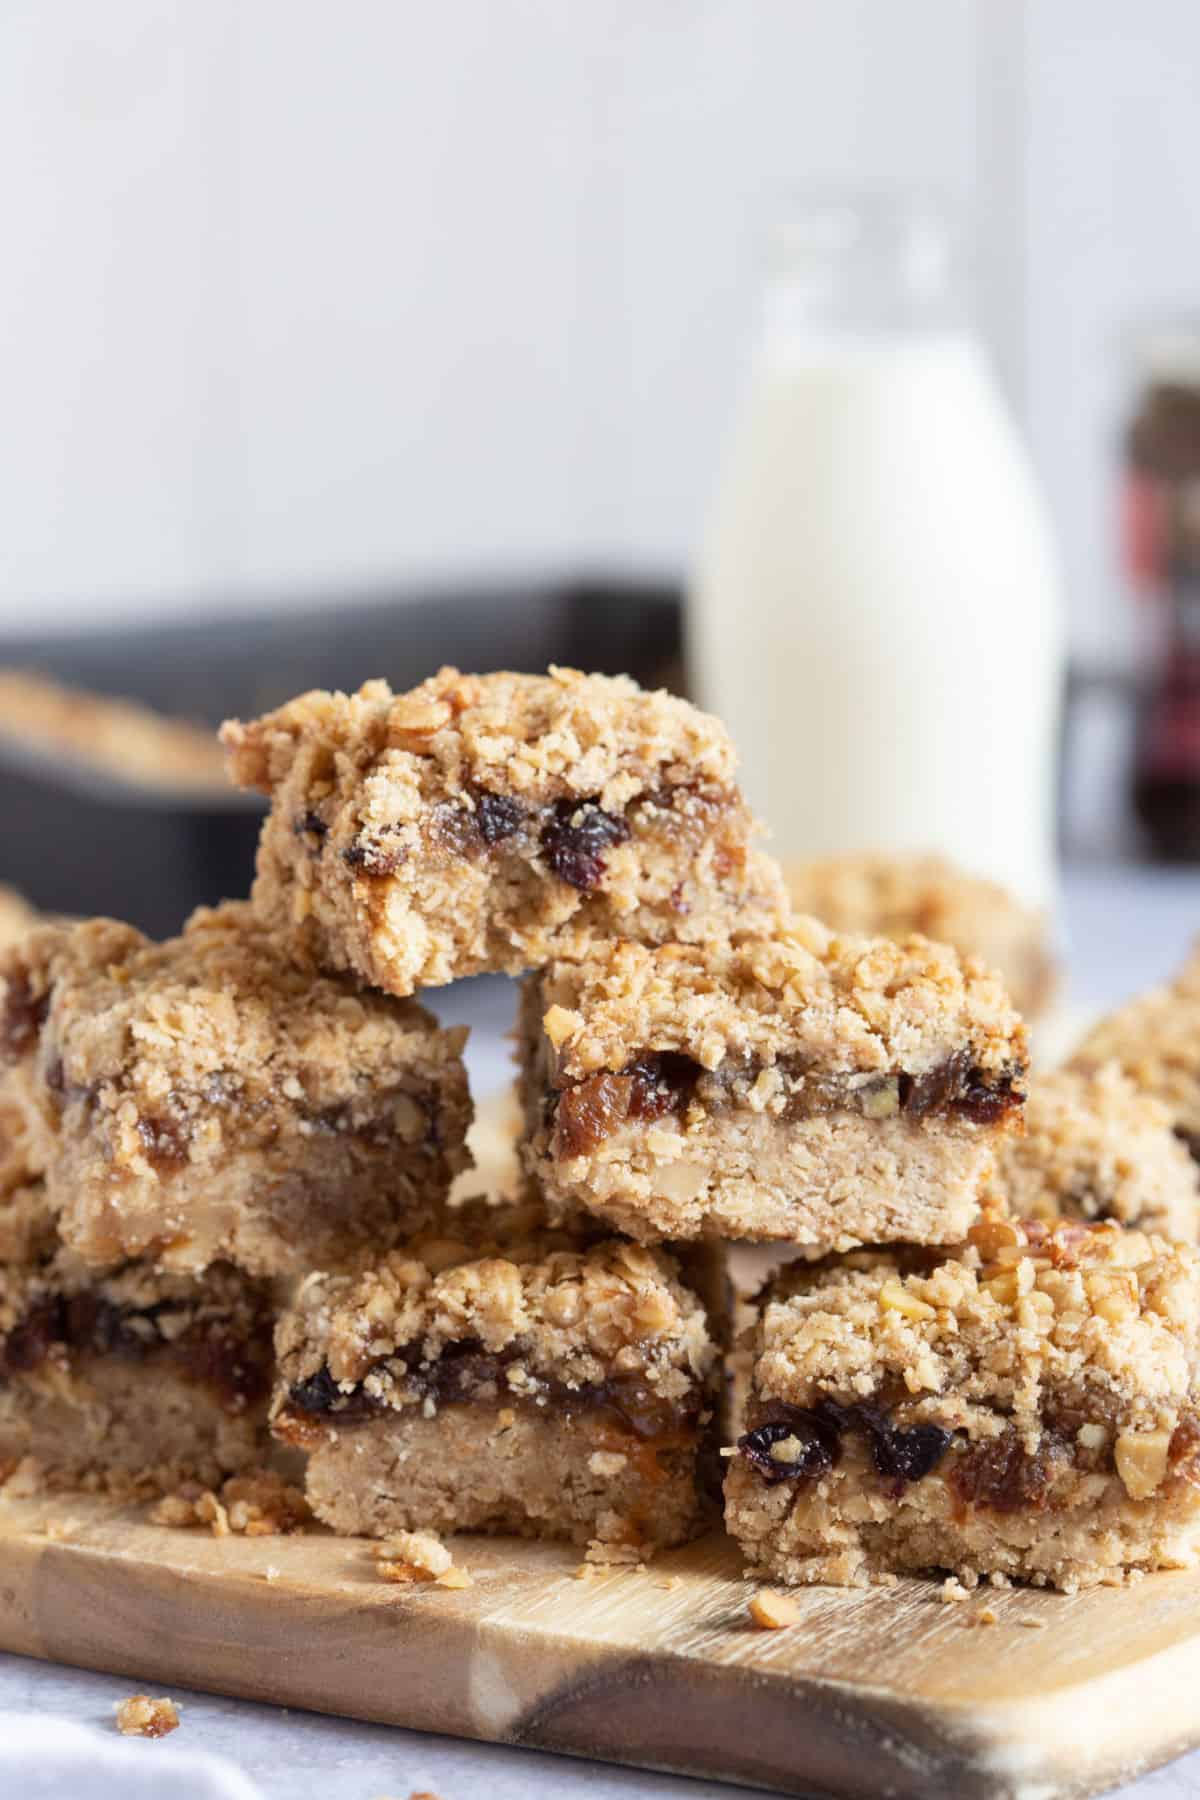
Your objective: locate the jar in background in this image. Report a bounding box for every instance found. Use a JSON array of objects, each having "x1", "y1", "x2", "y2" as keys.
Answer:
[
  {"x1": 1124, "y1": 327, "x2": 1200, "y2": 861},
  {"x1": 688, "y1": 195, "x2": 1064, "y2": 910}
]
